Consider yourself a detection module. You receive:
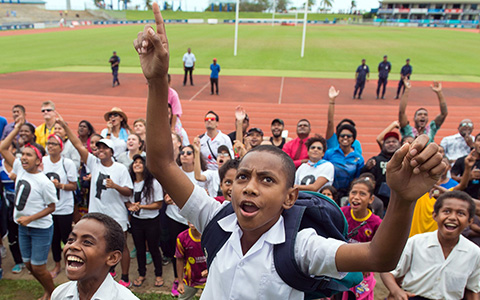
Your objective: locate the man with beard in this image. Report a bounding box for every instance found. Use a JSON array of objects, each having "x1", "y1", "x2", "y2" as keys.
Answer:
[
  {"x1": 265, "y1": 118, "x2": 291, "y2": 149},
  {"x1": 199, "y1": 111, "x2": 233, "y2": 170},
  {"x1": 441, "y1": 119, "x2": 475, "y2": 165},
  {"x1": 361, "y1": 131, "x2": 401, "y2": 208},
  {"x1": 398, "y1": 80, "x2": 448, "y2": 144},
  {"x1": 282, "y1": 119, "x2": 311, "y2": 168}
]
